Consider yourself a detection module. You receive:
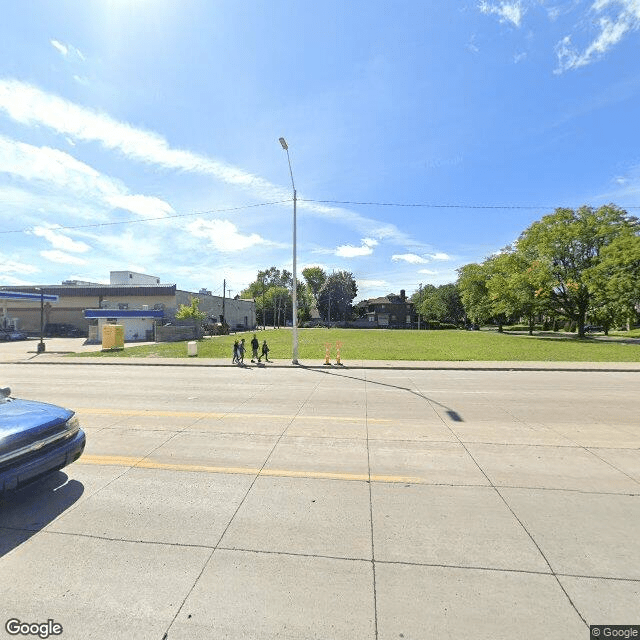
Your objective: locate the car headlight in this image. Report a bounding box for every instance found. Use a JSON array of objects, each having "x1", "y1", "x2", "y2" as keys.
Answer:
[{"x1": 65, "y1": 415, "x2": 80, "y2": 432}]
